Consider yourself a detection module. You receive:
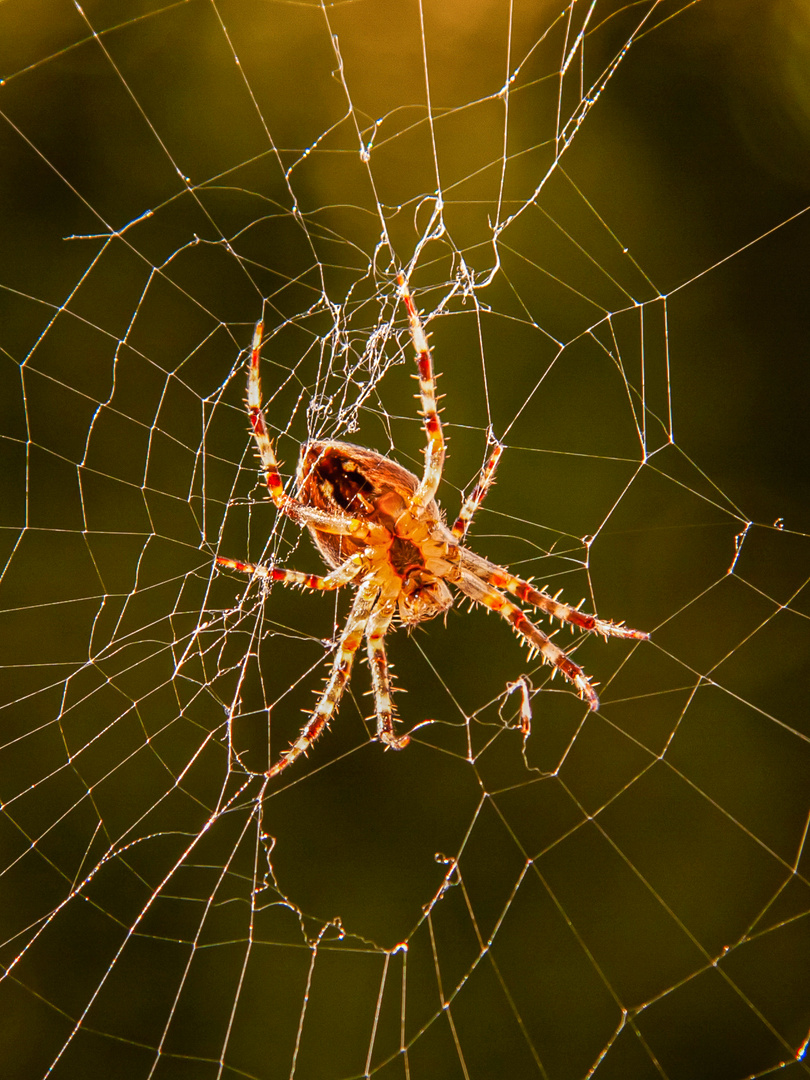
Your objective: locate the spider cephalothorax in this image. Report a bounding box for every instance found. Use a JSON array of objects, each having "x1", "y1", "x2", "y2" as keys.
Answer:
[
  {"x1": 296, "y1": 440, "x2": 456, "y2": 627},
  {"x1": 217, "y1": 275, "x2": 648, "y2": 777}
]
